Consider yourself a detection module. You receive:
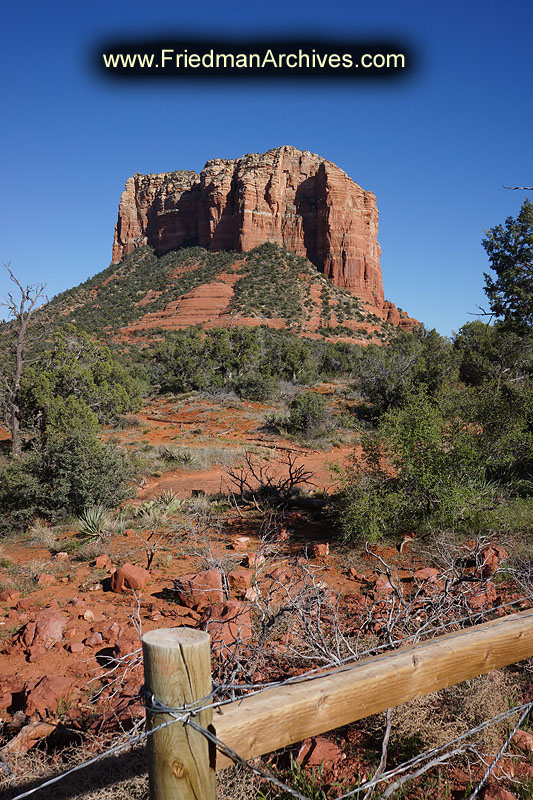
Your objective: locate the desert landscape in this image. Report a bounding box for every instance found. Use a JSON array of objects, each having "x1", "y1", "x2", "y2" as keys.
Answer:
[{"x1": 0, "y1": 147, "x2": 532, "y2": 800}]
